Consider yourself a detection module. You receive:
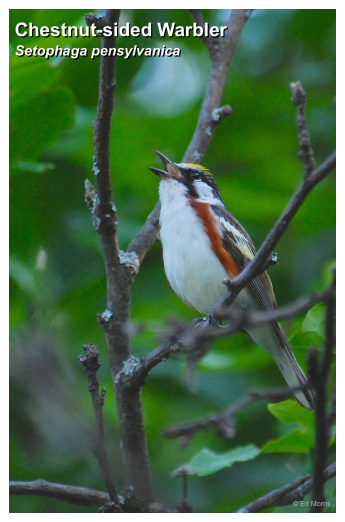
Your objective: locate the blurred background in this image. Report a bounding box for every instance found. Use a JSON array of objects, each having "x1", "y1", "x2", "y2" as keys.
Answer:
[{"x1": 9, "y1": 9, "x2": 335, "y2": 513}]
